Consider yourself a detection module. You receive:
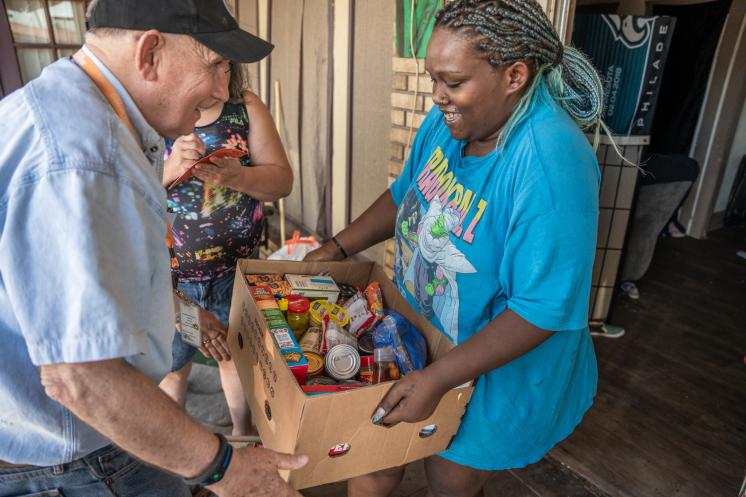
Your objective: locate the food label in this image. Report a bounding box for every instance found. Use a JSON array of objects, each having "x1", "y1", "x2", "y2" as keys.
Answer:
[
  {"x1": 271, "y1": 328, "x2": 296, "y2": 349},
  {"x1": 178, "y1": 301, "x2": 202, "y2": 347}
]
